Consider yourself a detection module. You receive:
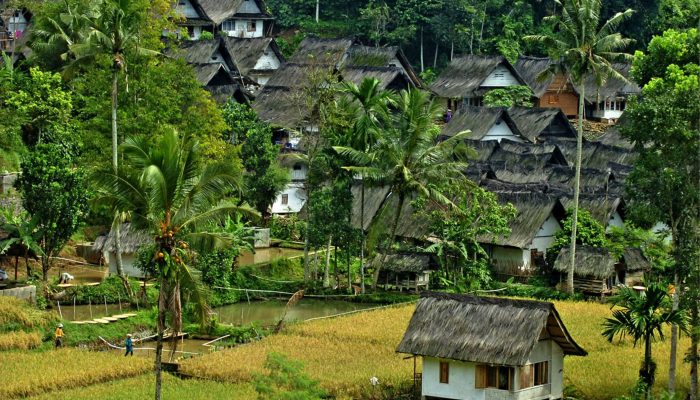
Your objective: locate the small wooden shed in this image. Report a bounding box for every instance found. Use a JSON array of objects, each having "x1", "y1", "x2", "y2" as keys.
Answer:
[
  {"x1": 553, "y1": 245, "x2": 616, "y2": 294},
  {"x1": 372, "y1": 253, "x2": 432, "y2": 292},
  {"x1": 397, "y1": 292, "x2": 587, "y2": 400}
]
